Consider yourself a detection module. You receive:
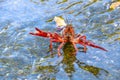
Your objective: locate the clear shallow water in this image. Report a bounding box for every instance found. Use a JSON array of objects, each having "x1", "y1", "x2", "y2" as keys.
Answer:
[{"x1": 0, "y1": 0, "x2": 120, "y2": 80}]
